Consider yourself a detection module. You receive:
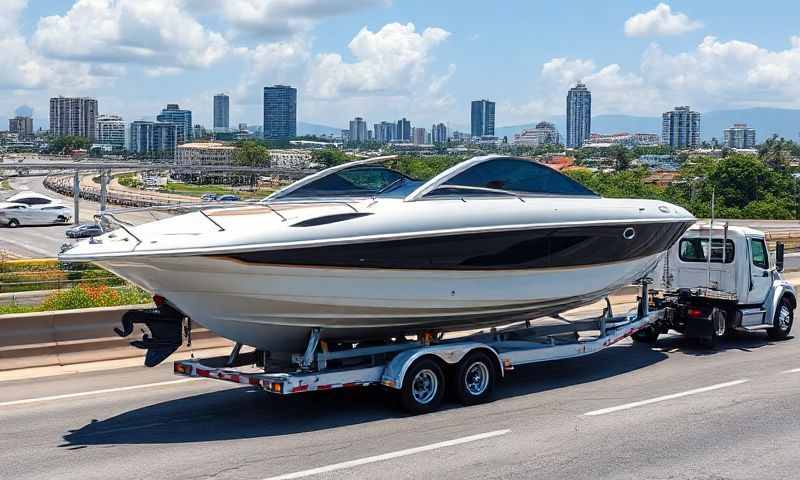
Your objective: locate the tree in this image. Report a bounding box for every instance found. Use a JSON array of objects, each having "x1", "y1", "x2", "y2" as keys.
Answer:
[
  {"x1": 48, "y1": 135, "x2": 90, "y2": 154},
  {"x1": 234, "y1": 140, "x2": 270, "y2": 167},
  {"x1": 312, "y1": 148, "x2": 352, "y2": 168},
  {"x1": 612, "y1": 146, "x2": 631, "y2": 171}
]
